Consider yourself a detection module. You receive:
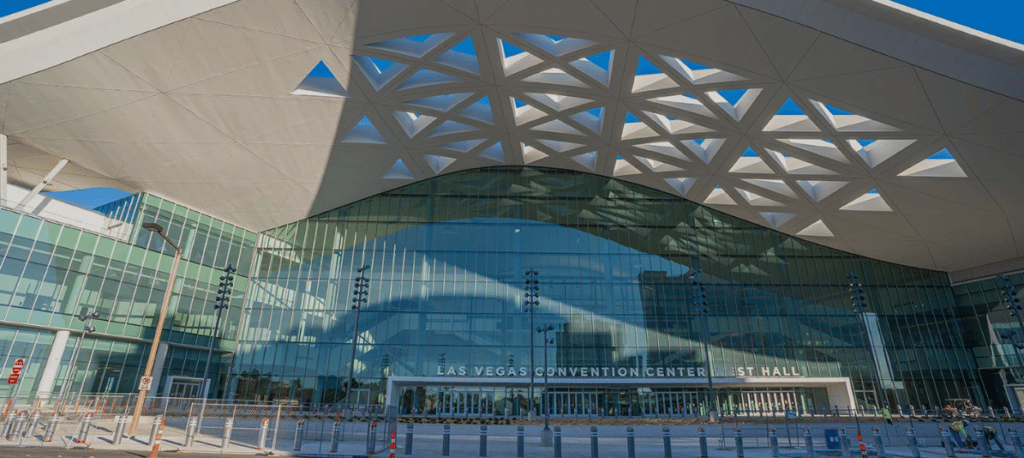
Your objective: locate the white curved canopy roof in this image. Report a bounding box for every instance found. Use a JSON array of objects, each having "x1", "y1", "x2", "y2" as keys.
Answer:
[{"x1": 0, "y1": 0, "x2": 1022, "y2": 275}]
